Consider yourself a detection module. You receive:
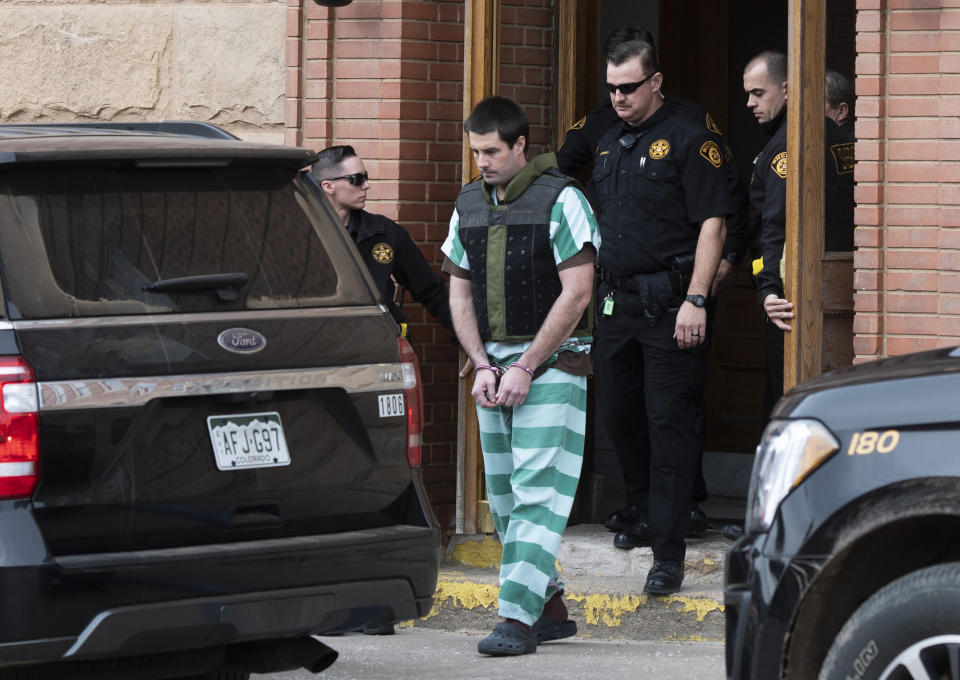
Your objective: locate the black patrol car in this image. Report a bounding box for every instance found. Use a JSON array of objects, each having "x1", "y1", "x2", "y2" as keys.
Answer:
[
  {"x1": 725, "y1": 347, "x2": 960, "y2": 679},
  {"x1": 0, "y1": 122, "x2": 440, "y2": 679}
]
